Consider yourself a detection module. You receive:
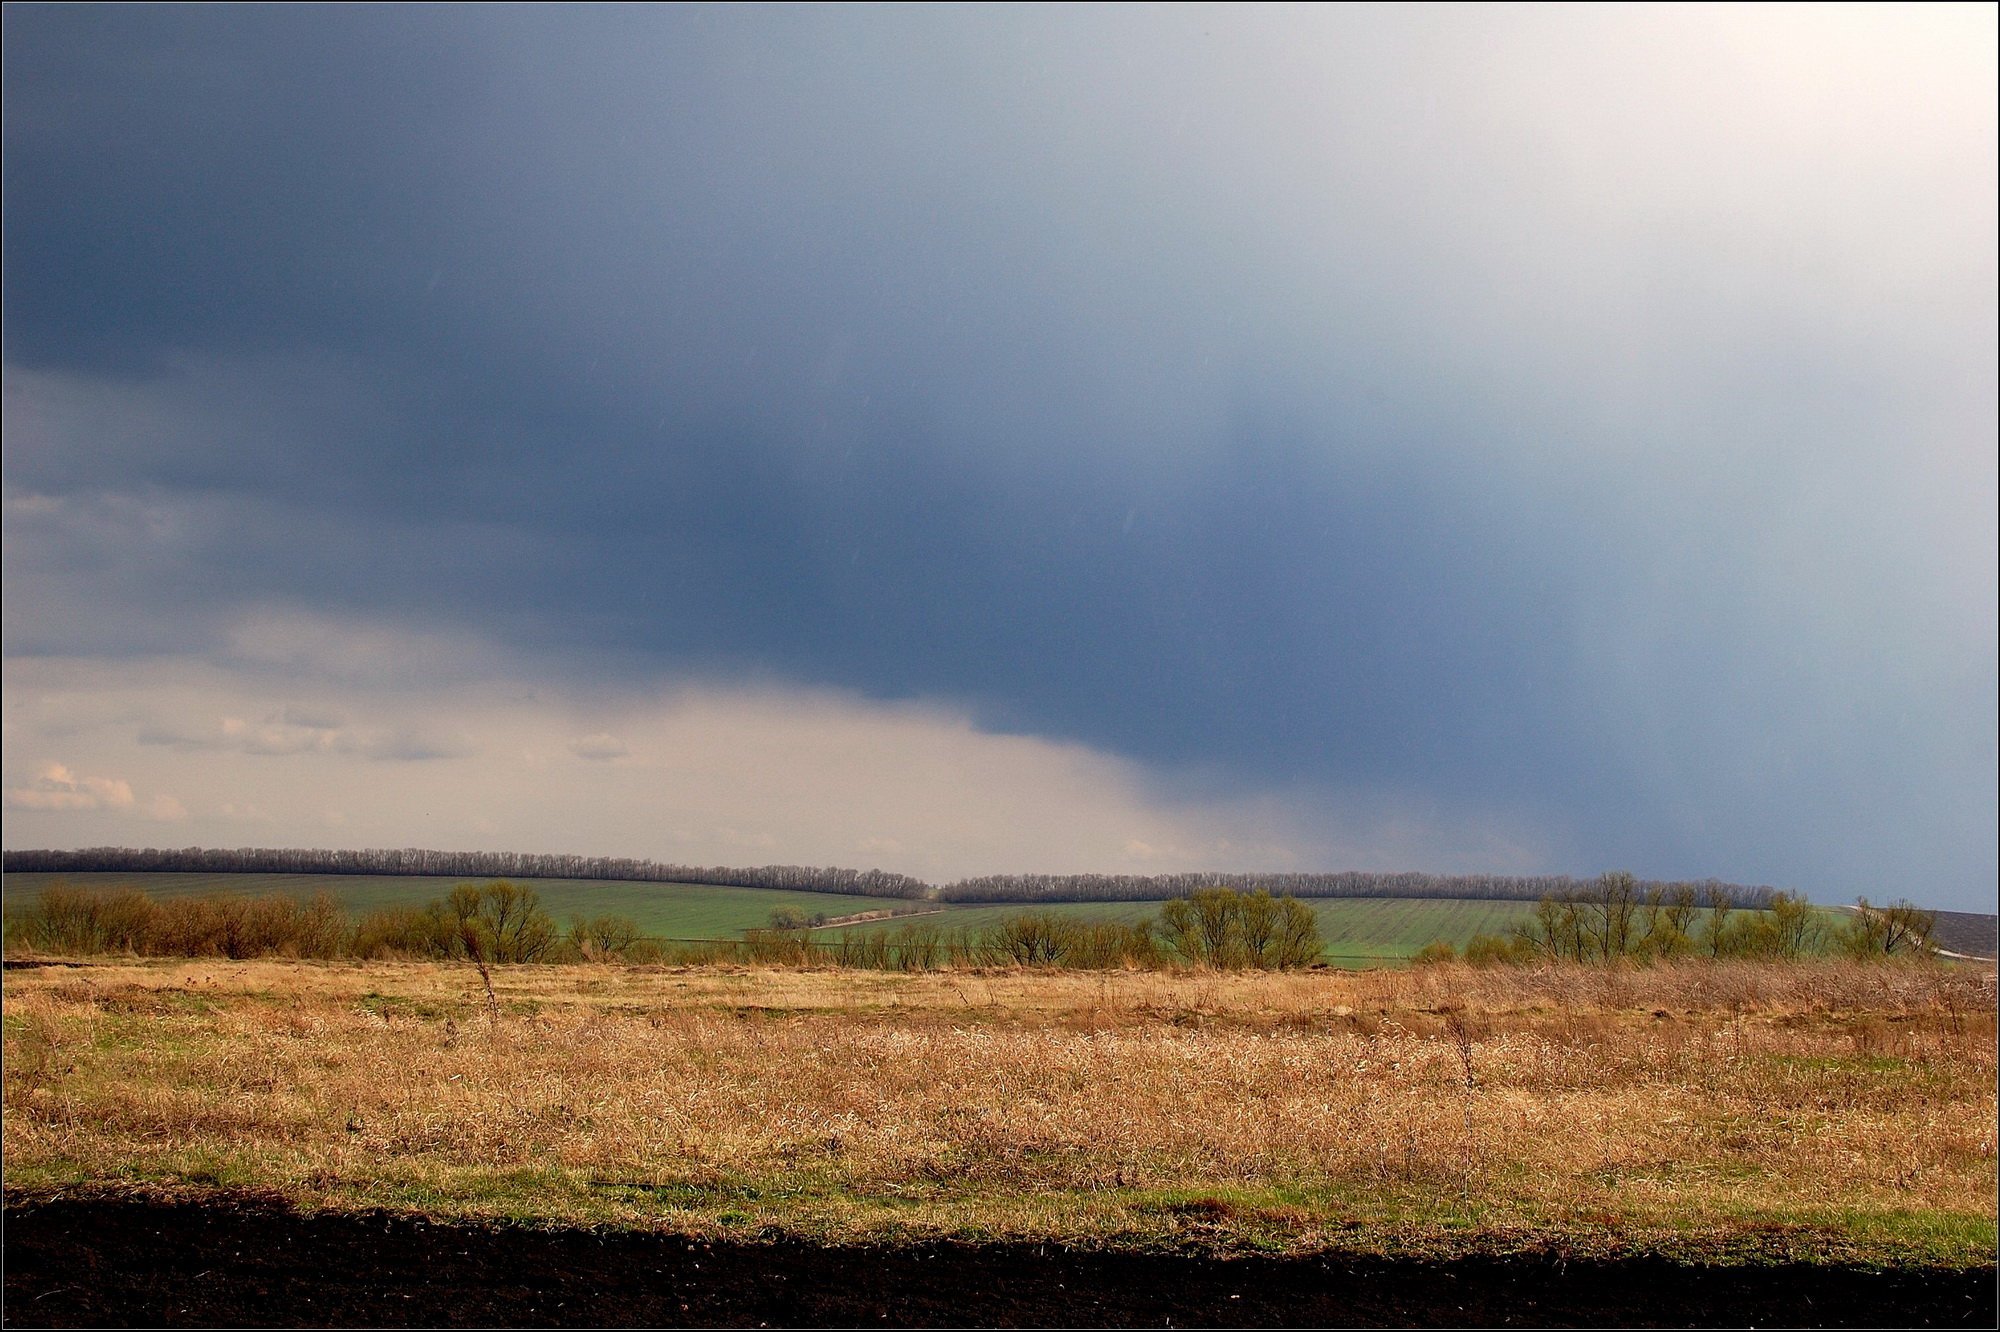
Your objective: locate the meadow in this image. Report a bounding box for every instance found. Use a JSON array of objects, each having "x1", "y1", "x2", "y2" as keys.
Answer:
[
  {"x1": 4, "y1": 955, "x2": 1993, "y2": 1271},
  {"x1": 1, "y1": 872, "x2": 919, "y2": 943},
  {"x1": 882, "y1": 897, "x2": 1549, "y2": 963},
  {"x1": 3, "y1": 872, "x2": 1655, "y2": 964}
]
